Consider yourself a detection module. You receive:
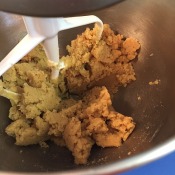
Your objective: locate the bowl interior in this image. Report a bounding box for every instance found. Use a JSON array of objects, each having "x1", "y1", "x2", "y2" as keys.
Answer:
[{"x1": 1, "y1": 0, "x2": 175, "y2": 173}]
